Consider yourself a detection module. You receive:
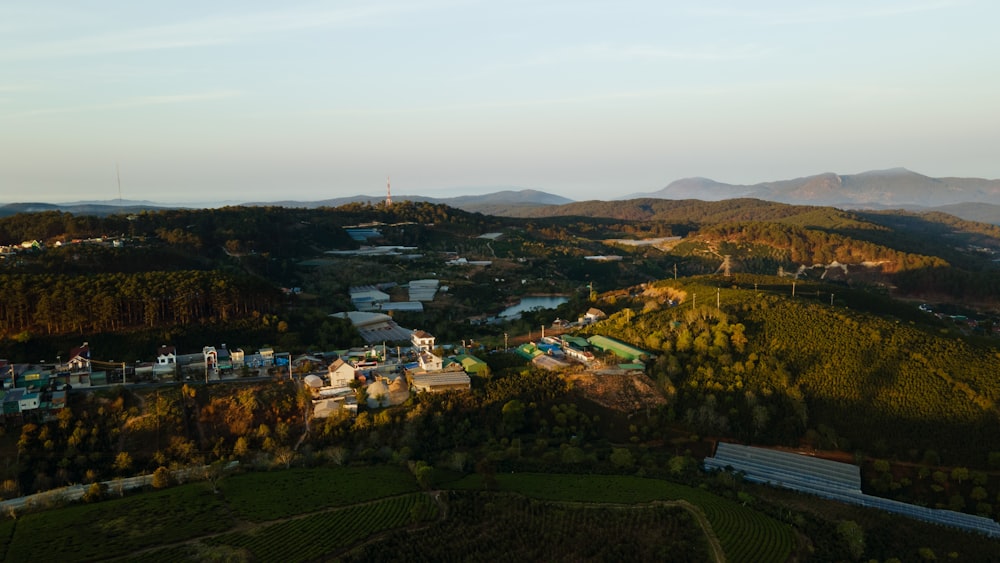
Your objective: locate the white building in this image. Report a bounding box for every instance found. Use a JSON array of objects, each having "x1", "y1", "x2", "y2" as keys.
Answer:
[
  {"x1": 411, "y1": 330, "x2": 435, "y2": 353},
  {"x1": 327, "y1": 358, "x2": 357, "y2": 388}
]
